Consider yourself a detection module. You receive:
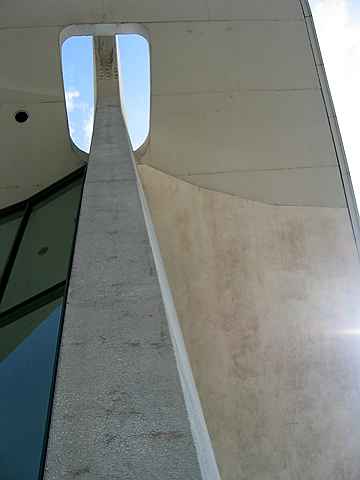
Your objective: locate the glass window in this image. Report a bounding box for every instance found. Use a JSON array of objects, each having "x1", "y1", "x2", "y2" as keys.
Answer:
[
  {"x1": 0, "y1": 299, "x2": 63, "y2": 480},
  {"x1": 0, "y1": 181, "x2": 82, "y2": 312},
  {"x1": 0, "y1": 210, "x2": 24, "y2": 280}
]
